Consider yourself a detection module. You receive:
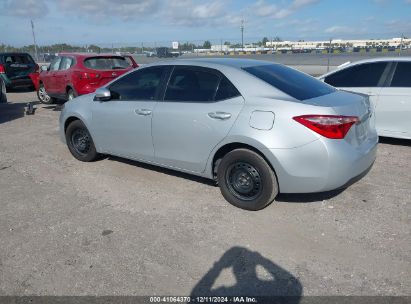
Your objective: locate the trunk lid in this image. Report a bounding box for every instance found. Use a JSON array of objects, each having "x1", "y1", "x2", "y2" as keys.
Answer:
[
  {"x1": 305, "y1": 90, "x2": 373, "y2": 145},
  {"x1": 1, "y1": 53, "x2": 36, "y2": 79}
]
